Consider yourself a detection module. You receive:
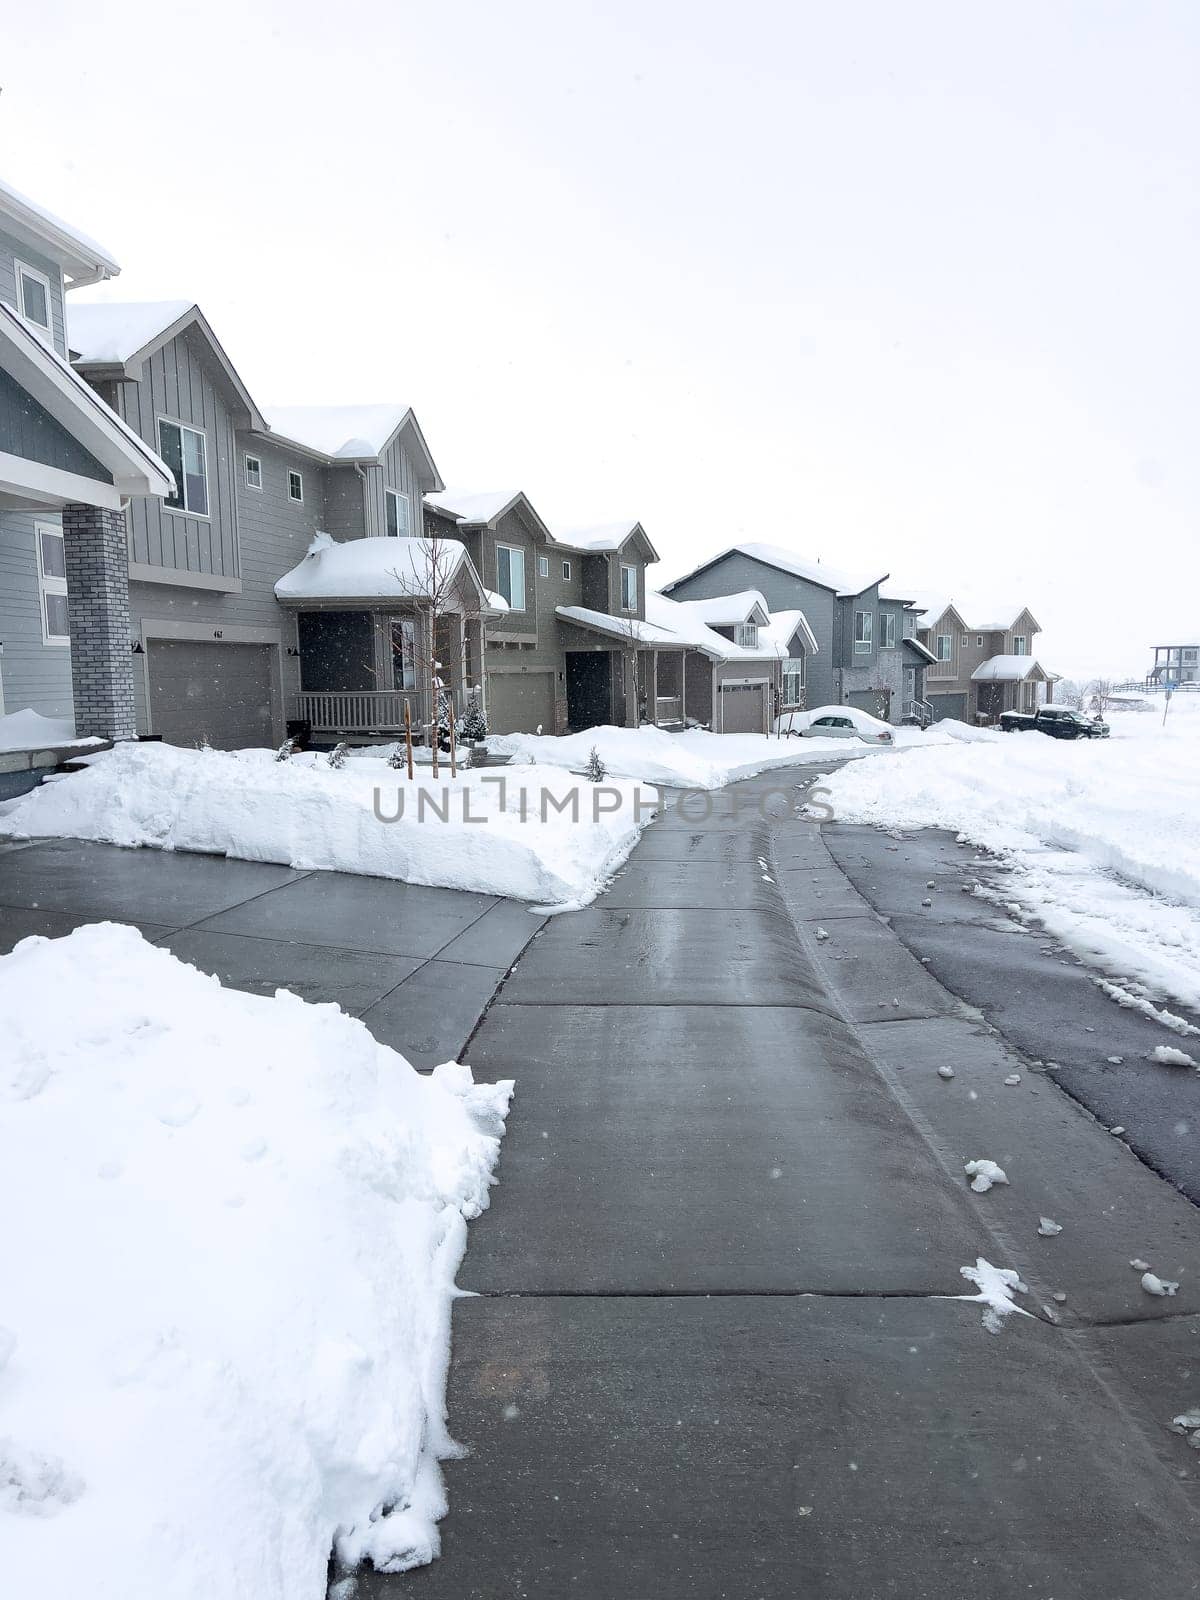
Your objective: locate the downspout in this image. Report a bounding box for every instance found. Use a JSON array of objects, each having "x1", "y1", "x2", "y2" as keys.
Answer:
[{"x1": 354, "y1": 463, "x2": 373, "y2": 537}]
